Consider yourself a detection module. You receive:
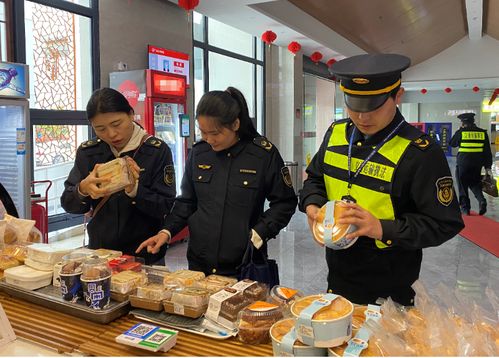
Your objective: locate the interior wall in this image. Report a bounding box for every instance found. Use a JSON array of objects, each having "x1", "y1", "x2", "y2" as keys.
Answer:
[{"x1": 99, "y1": 0, "x2": 193, "y2": 123}]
